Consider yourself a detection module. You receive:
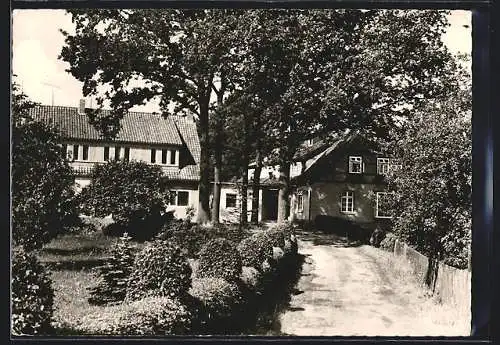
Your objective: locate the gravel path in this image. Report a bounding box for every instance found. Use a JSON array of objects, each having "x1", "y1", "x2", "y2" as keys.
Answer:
[{"x1": 278, "y1": 232, "x2": 470, "y2": 336}]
